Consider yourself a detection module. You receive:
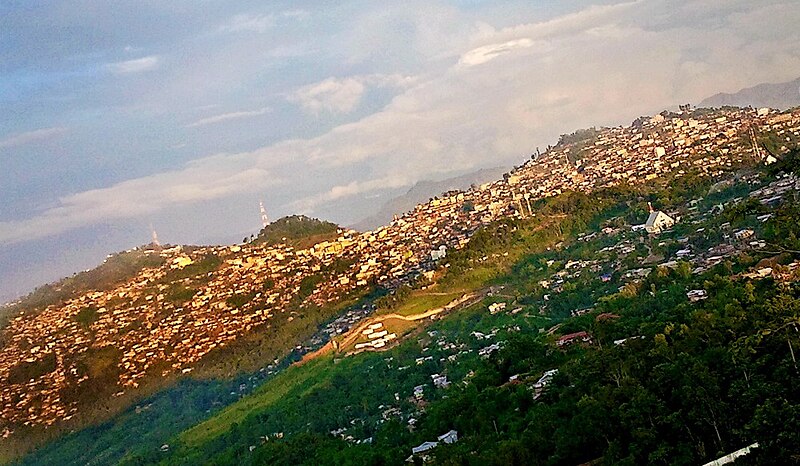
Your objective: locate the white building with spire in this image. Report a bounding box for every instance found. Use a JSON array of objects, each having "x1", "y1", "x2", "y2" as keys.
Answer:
[{"x1": 644, "y1": 202, "x2": 675, "y2": 234}]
